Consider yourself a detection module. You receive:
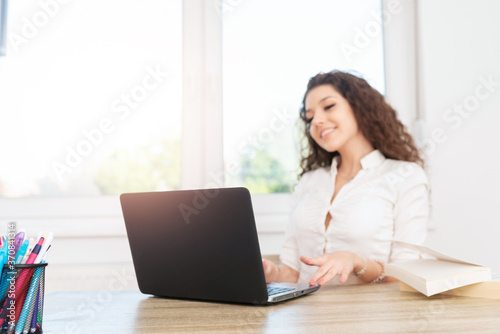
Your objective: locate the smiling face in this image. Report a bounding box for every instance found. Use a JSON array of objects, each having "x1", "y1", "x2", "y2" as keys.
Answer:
[{"x1": 304, "y1": 84, "x2": 361, "y2": 153}]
